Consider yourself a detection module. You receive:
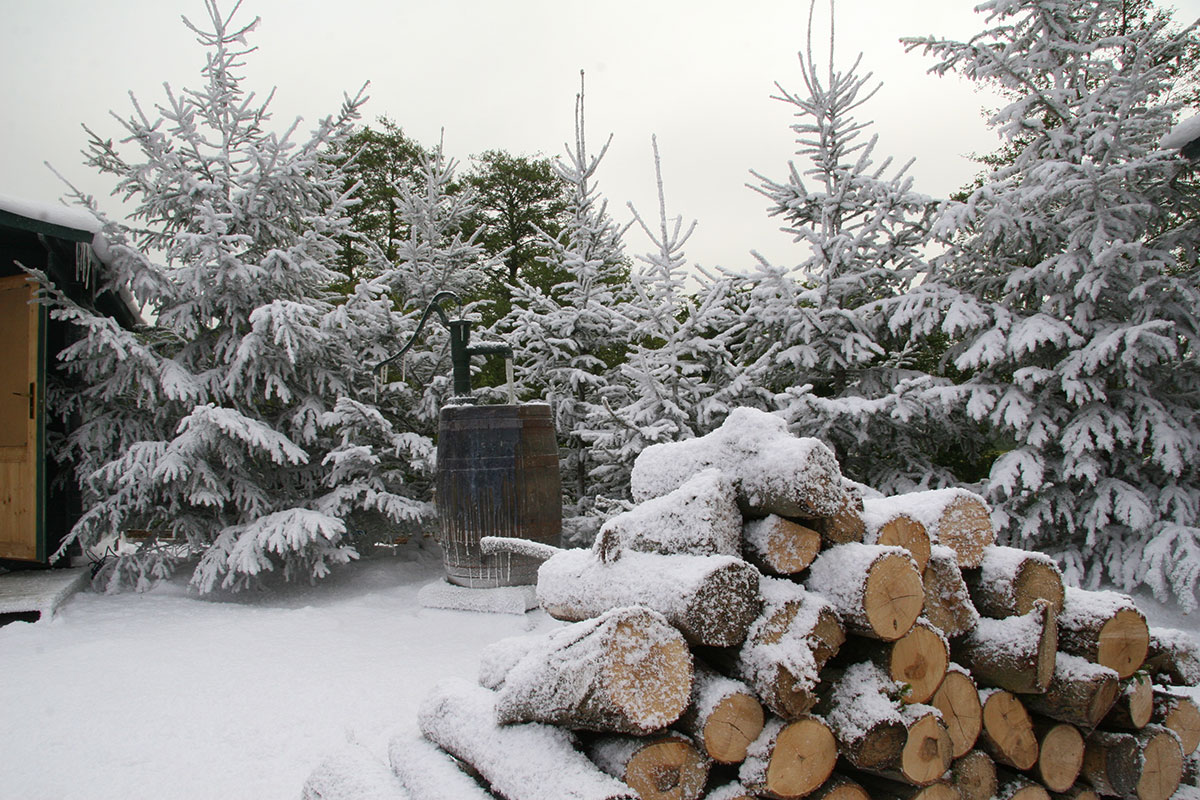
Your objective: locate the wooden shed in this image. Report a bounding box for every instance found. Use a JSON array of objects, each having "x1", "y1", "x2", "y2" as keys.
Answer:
[{"x1": 0, "y1": 195, "x2": 139, "y2": 566}]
